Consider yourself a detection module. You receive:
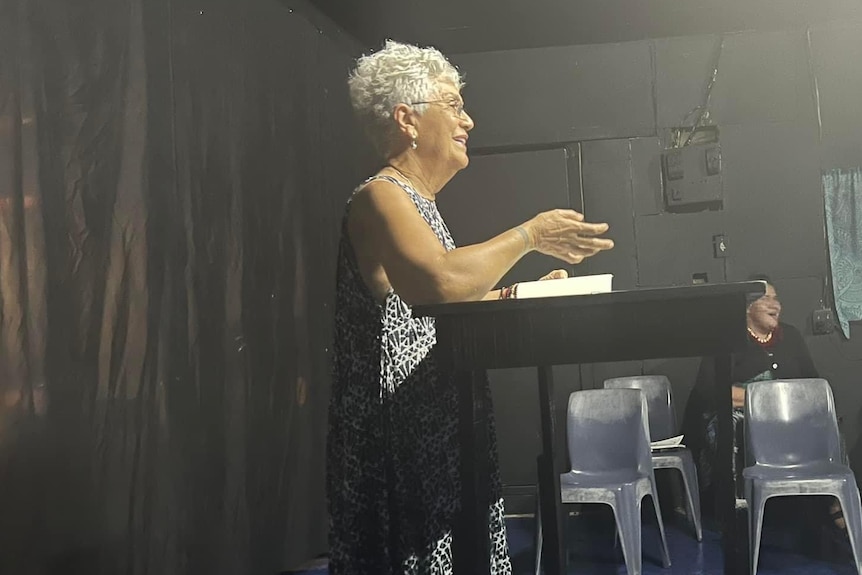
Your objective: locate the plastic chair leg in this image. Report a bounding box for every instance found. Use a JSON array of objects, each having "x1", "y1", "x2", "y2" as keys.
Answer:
[
  {"x1": 747, "y1": 486, "x2": 767, "y2": 575},
  {"x1": 650, "y1": 486, "x2": 672, "y2": 568},
  {"x1": 679, "y1": 457, "x2": 704, "y2": 541},
  {"x1": 614, "y1": 488, "x2": 643, "y2": 575}
]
